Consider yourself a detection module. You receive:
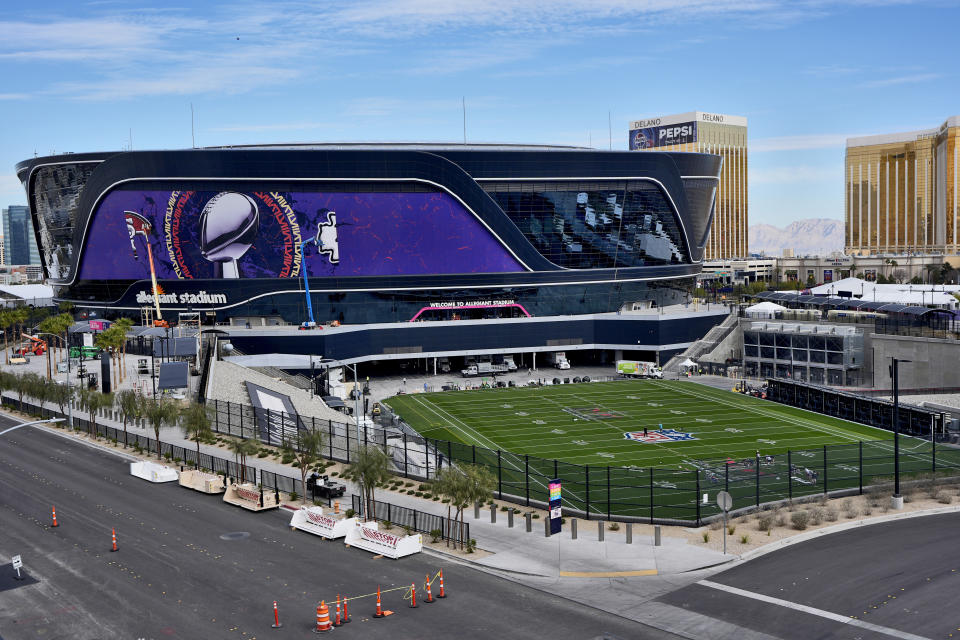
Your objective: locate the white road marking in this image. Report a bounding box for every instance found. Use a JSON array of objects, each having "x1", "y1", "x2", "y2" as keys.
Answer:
[{"x1": 697, "y1": 580, "x2": 932, "y2": 640}]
